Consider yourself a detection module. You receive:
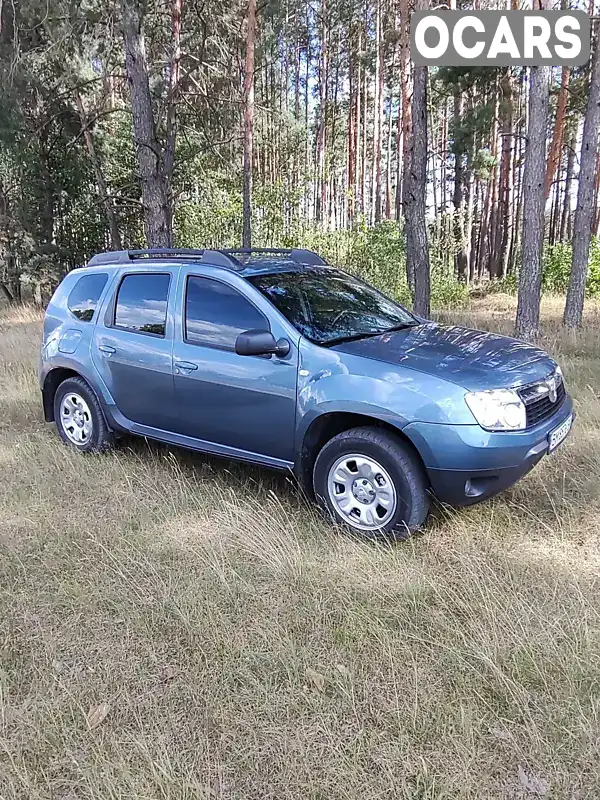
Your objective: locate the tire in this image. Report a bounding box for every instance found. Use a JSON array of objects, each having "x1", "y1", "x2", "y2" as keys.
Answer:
[
  {"x1": 53, "y1": 377, "x2": 114, "y2": 453},
  {"x1": 313, "y1": 426, "x2": 429, "y2": 540}
]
